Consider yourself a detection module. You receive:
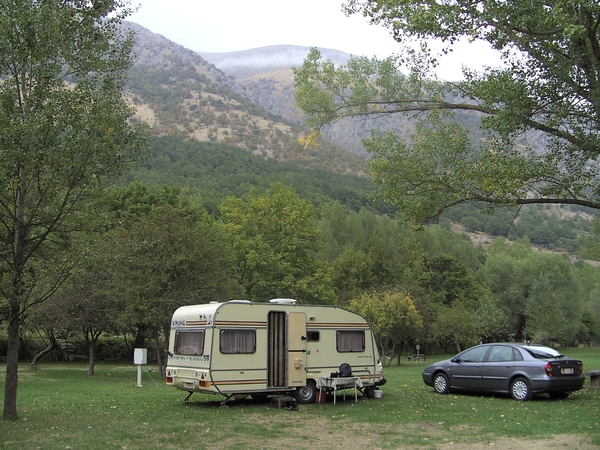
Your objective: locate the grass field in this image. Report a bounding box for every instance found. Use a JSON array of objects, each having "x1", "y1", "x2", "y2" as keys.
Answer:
[{"x1": 1, "y1": 347, "x2": 599, "y2": 449}]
